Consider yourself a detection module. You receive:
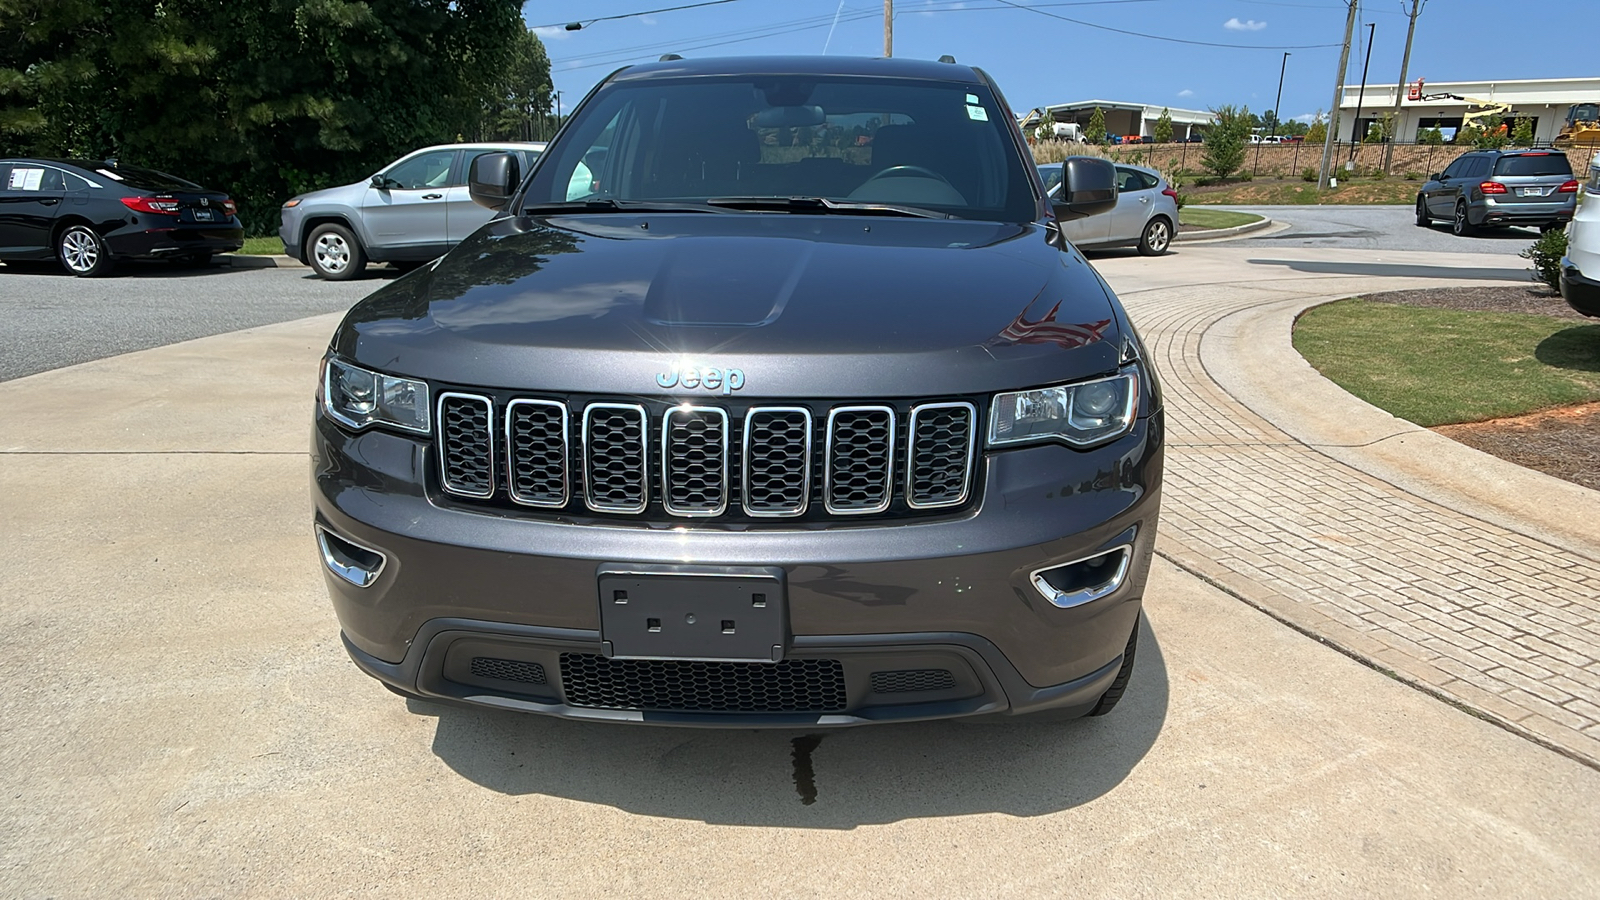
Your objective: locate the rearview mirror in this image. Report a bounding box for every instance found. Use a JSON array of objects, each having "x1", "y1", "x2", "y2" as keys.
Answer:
[
  {"x1": 468, "y1": 152, "x2": 520, "y2": 211},
  {"x1": 754, "y1": 105, "x2": 825, "y2": 128},
  {"x1": 1051, "y1": 156, "x2": 1118, "y2": 221}
]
